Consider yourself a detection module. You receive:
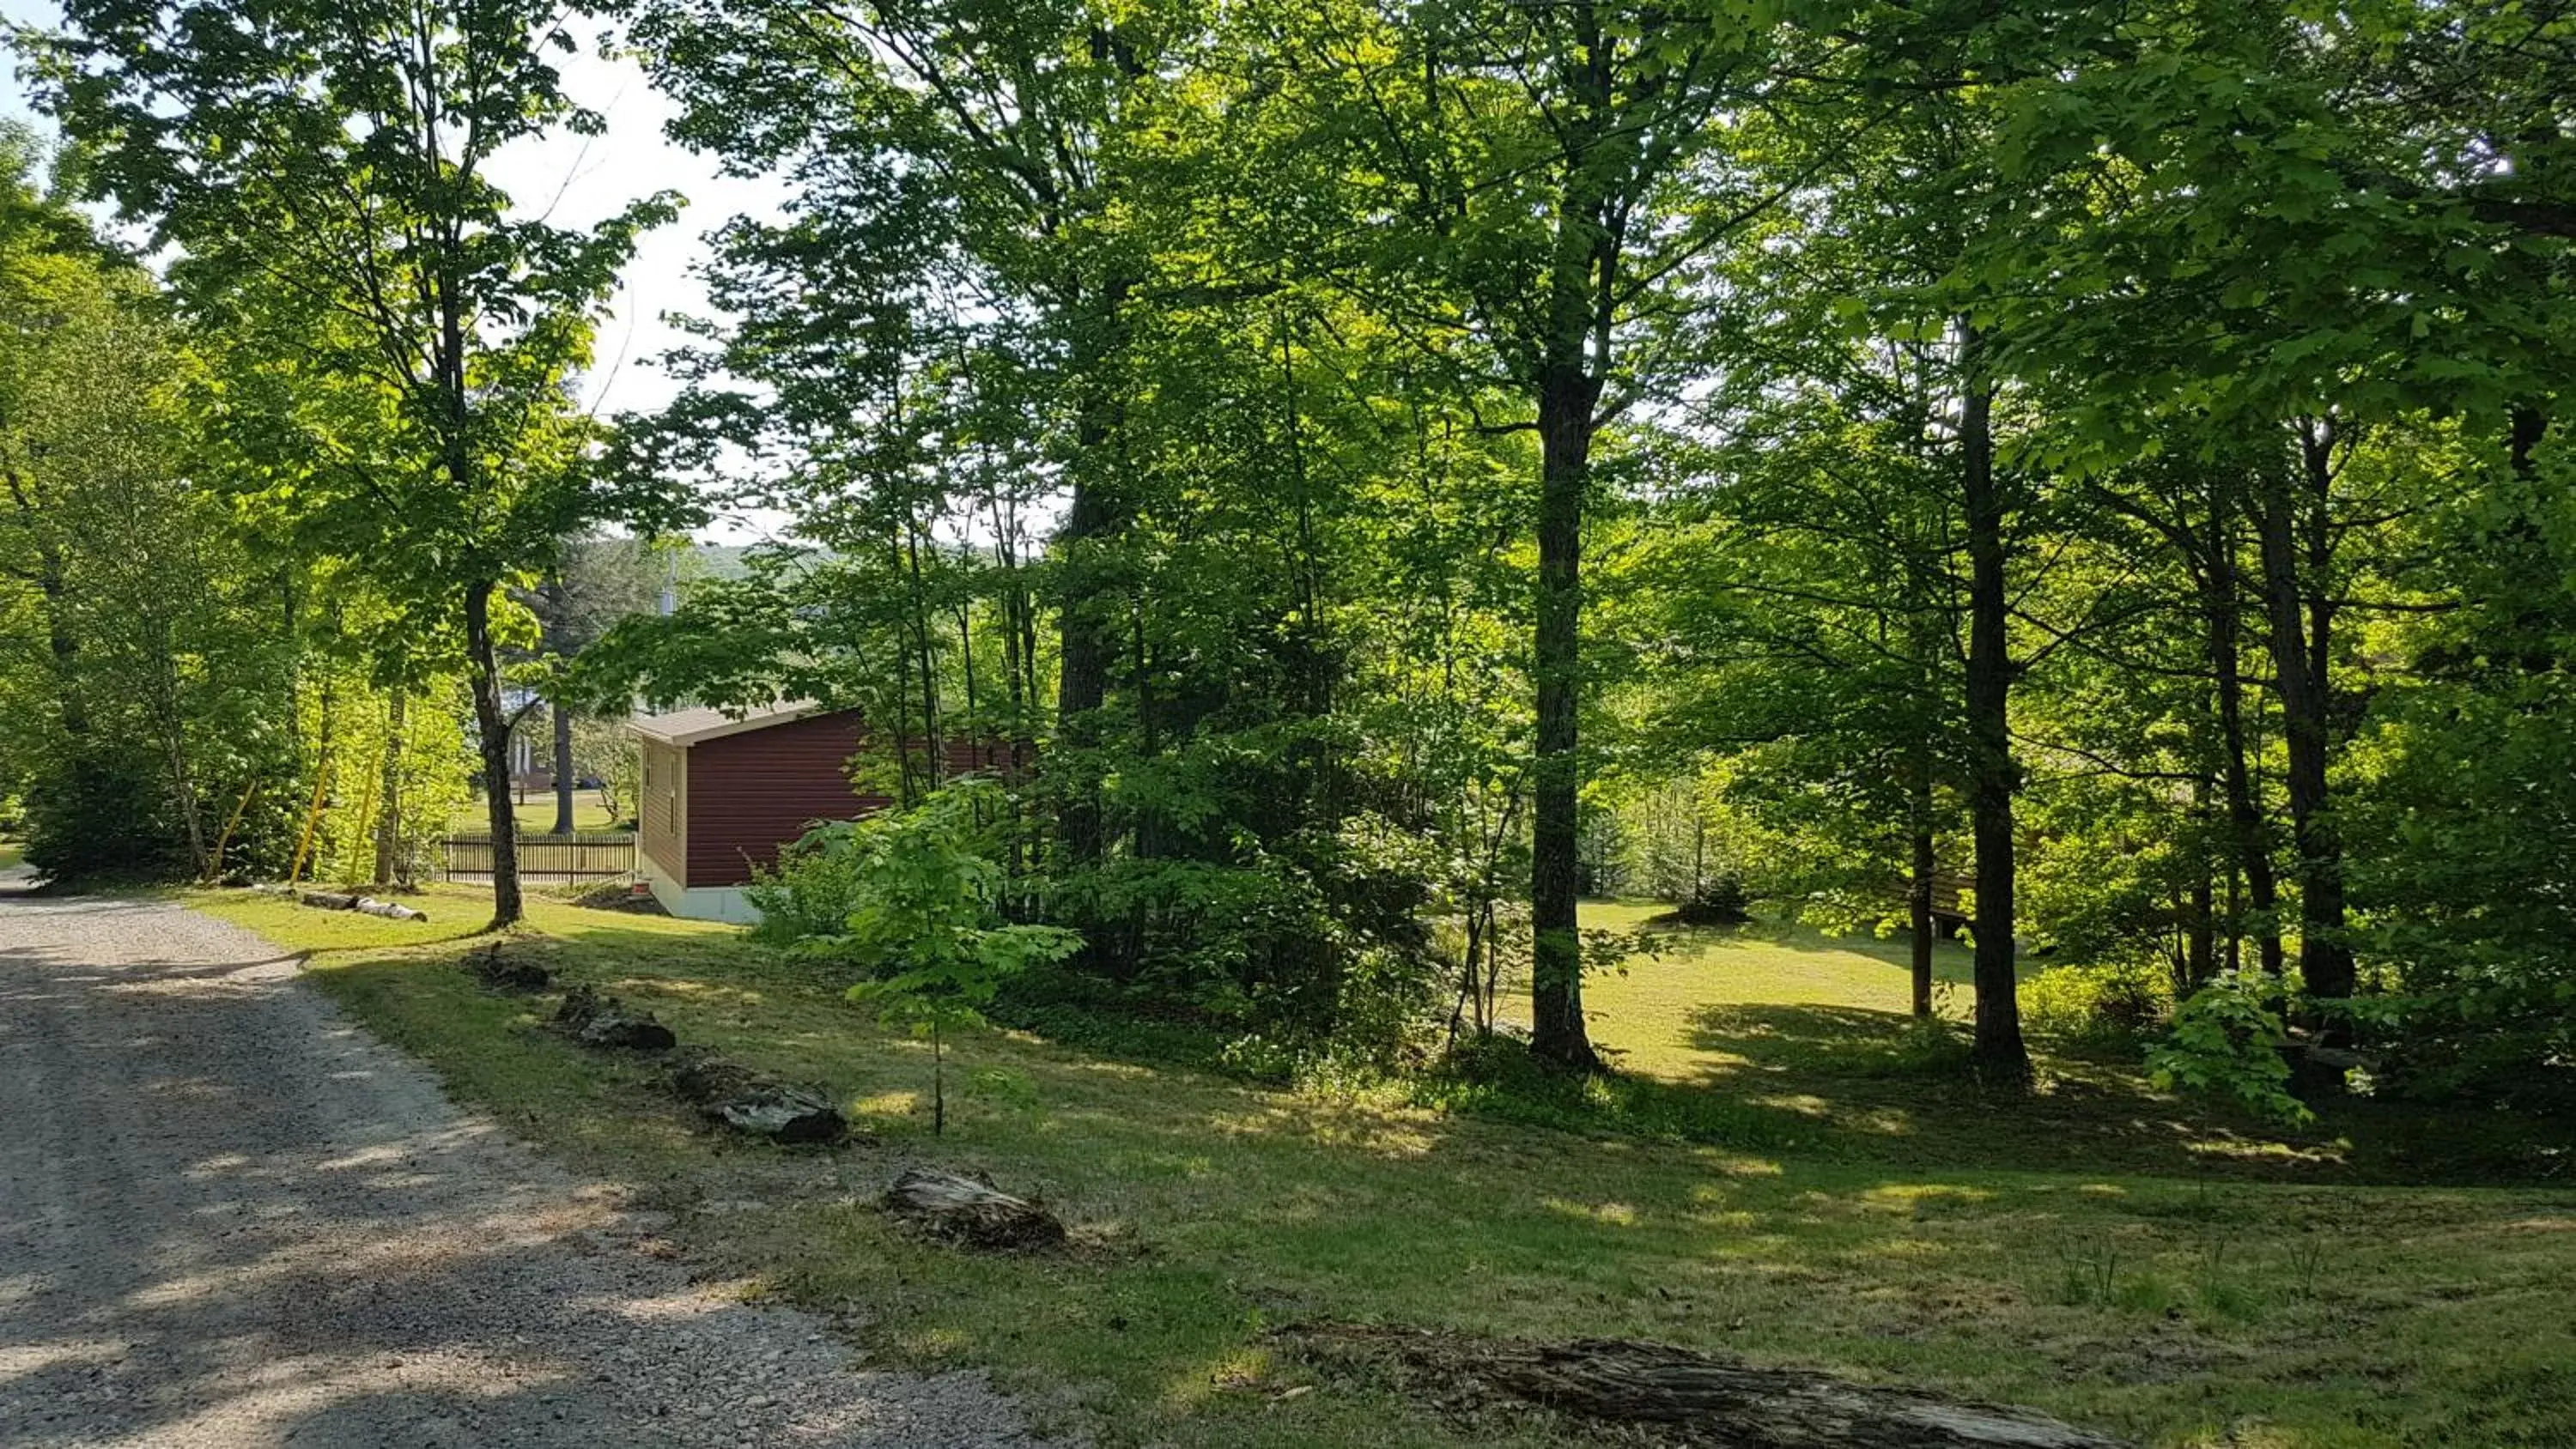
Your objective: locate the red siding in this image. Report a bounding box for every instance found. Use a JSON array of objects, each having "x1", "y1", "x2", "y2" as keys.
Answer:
[
  {"x1": 683, "y1": 712, "x2": 877, "y2": 888},
  {"x1": 680, "y1": 713, "x2": 1018, "y2": 888}
]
